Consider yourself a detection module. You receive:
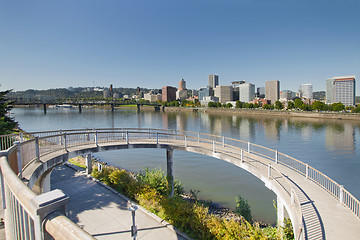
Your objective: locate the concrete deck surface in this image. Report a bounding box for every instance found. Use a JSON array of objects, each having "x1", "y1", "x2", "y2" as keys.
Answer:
[{"x1": 51, "y1": 165, "x2": 188, "y2": 240}]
